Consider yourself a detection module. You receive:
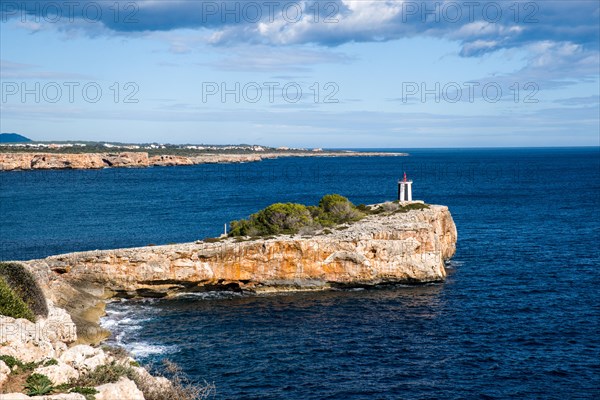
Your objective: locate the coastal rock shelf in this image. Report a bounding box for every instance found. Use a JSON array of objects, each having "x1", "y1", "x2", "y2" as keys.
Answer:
[
  {"x1": 21, "y1": 203, "x2": 456, "y2": 343},
  {"x1": 0, "y1": 151, "x2": 407, "y2": 171}
]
